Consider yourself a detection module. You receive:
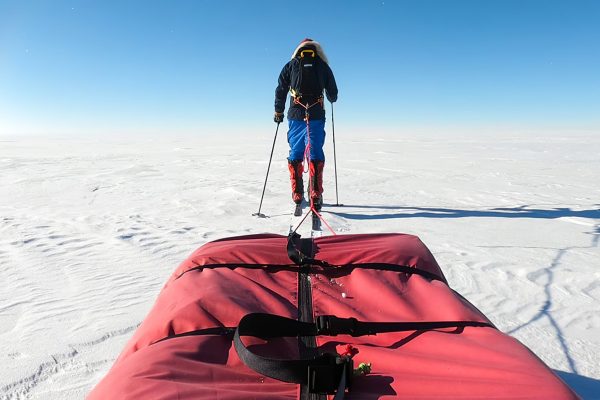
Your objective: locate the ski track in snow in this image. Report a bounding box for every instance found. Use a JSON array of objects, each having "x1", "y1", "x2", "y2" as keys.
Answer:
[{"x1": 1, "y1": 135, "x2": 599, "y2": 399}]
